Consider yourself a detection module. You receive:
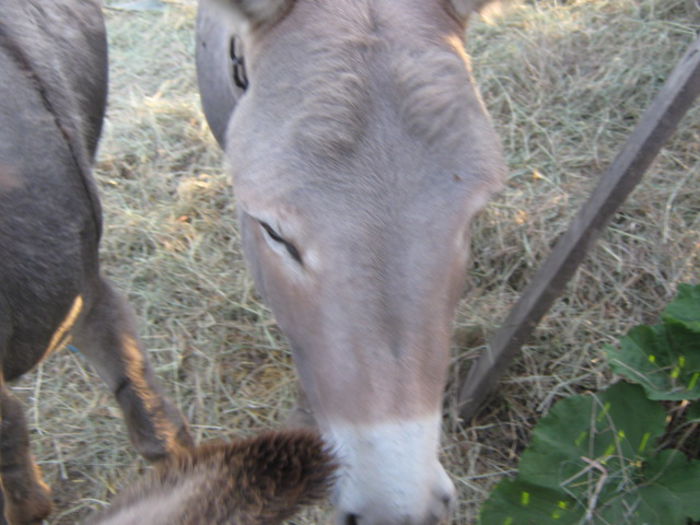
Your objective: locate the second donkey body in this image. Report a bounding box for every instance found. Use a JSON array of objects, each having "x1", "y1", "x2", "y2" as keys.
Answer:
[{"x1": 0, "y1": 1, "x2": 192, "y2": 523}]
